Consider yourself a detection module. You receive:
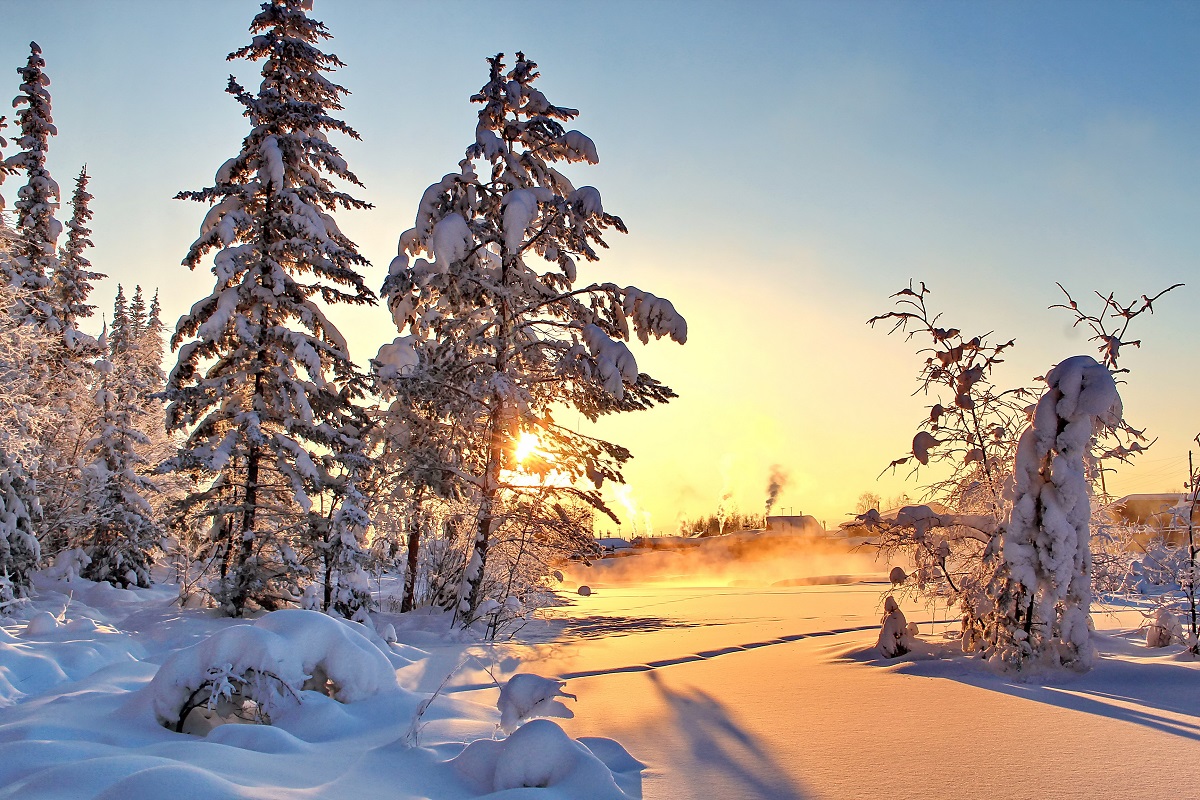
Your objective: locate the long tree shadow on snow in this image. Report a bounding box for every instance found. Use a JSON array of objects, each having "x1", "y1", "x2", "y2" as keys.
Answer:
[
  {"x1": 899, "y1": 648, "x2": 1200, "y2": 743},
  {"x1": 648, "y1": 672, "x2": 810, "y2": 800}
]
